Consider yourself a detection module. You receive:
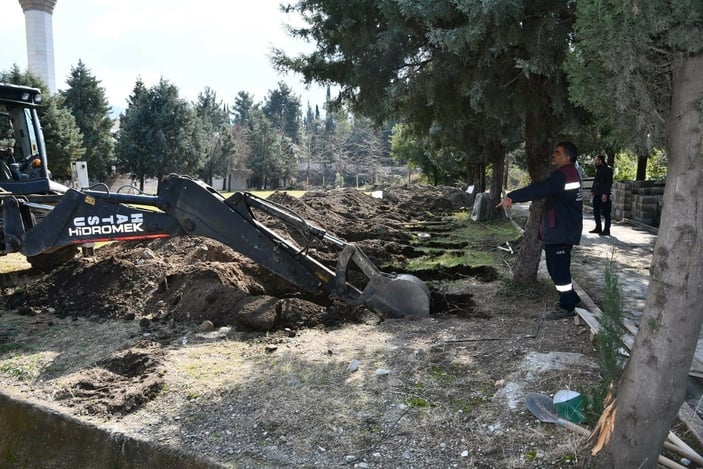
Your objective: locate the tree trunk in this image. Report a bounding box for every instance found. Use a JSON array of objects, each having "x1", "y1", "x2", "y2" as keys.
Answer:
[
  {"x1": 489, "y1": 142, "x2": 506, "y2": 202},
  {"x1": 636, "y1": 153, "x2": 648, "y2": 180},
  {"x1": 511, "y1": 106, "x2": 552, "y2": 285},
  {"x1": 596, "y1": 53, "x2": 703, "y2": 467},
  {"x1": 502, "y1": 153, "x2": 512, "y2": 191}
]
